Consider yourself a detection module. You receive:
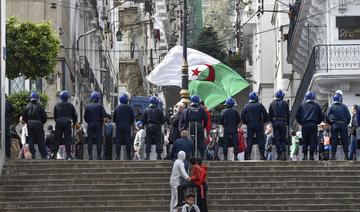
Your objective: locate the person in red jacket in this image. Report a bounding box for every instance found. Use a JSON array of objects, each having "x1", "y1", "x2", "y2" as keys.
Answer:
[{"x1": 175, "y1": 158, "x2": 208, "y2": 212}]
